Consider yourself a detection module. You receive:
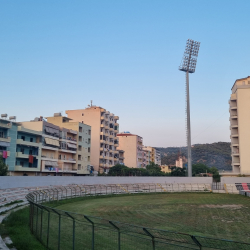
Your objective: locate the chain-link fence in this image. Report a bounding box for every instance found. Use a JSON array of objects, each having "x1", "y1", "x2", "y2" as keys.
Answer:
[{"x1": 26, "y1": 183, "x2": 250, "y2": 250}]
